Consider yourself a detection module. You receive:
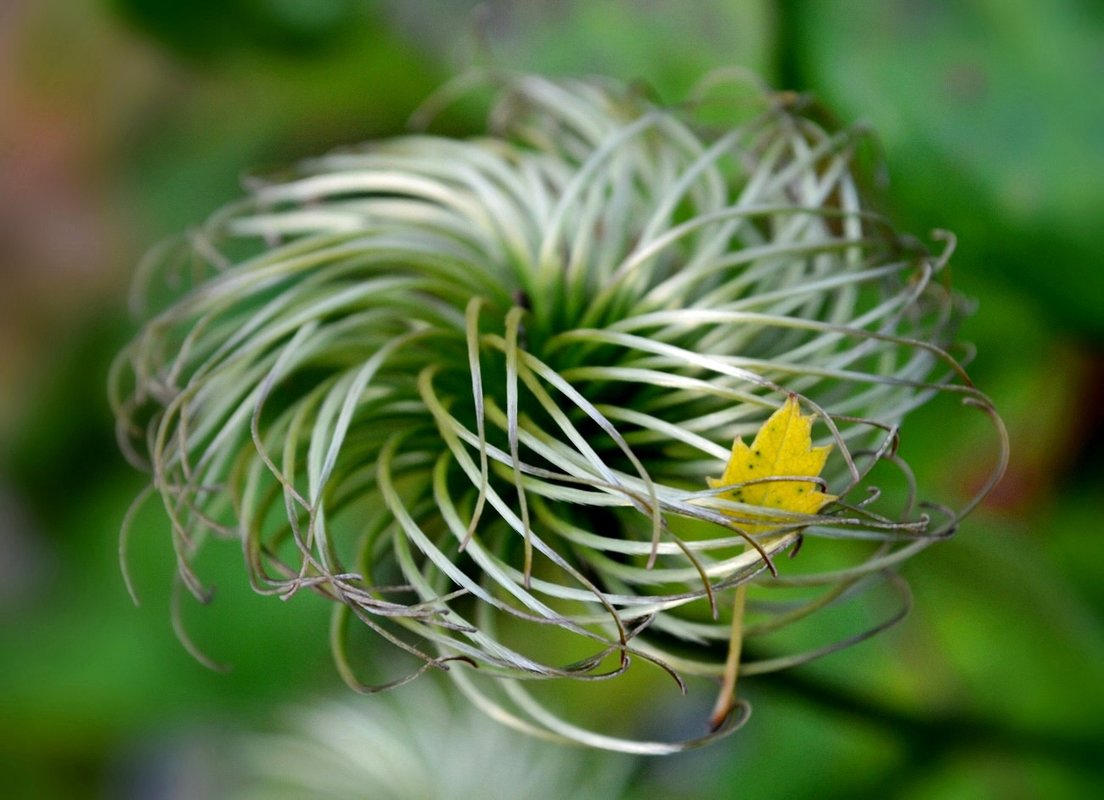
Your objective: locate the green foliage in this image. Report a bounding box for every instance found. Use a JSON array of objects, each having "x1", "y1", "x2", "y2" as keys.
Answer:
[
  {"x1": 111, "y1": 0, "x2": 365, "y2": 57},
  {"x1": 789, "y1": 0, "x2": 1104, "y2": 338},
  {"x1": 2, "y1": 0, "x2": 1103, "y2": 796}
]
